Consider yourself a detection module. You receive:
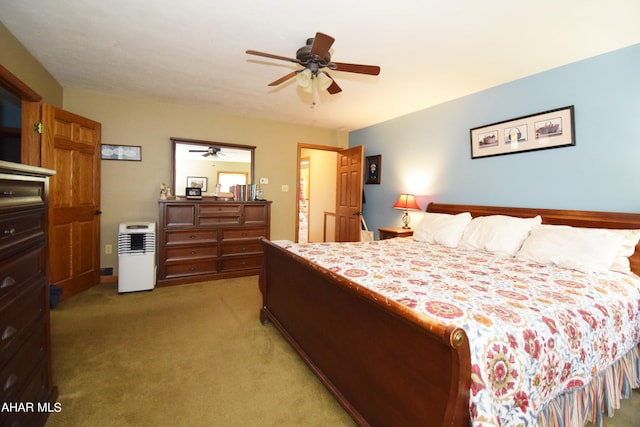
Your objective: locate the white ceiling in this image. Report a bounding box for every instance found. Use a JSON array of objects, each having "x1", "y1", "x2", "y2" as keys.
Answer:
[{"x1": 1, "y1": 1, "x2": 639, "y2": 131}]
